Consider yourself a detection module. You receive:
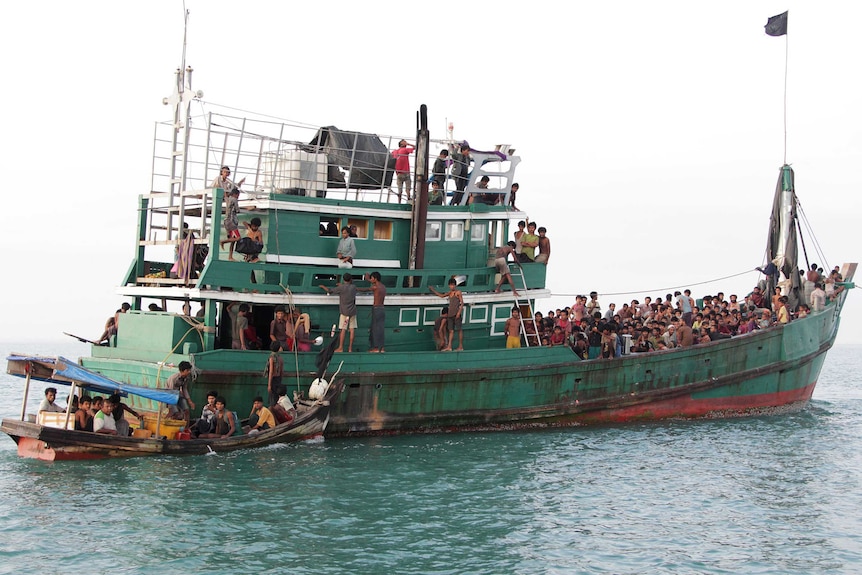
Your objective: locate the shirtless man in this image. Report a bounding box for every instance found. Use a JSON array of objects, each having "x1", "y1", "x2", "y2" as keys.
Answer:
[
  {"x1": 358, "y1": 271, "x2": 387, "y2": 352},
  {"x1": 430, "y1": 278, "x2": 464, "y2": 351},
  {"x1": 75, "y1": 396, "x2": 93, "y2": 431},
  {"x1": 493, "y1": 242, "x2": 521, "y2": 296},
  {"x1": 535, "y1": 227, "x2": 551, "y2": 264},
  {"x1": 241, "y1": 218, "x2": 264, "y2": 263},
  {"x1": 571, "y1": 296, "x2": 586, "y2": 325},
  {"x1": 504, "y1": 307, "x2": 522, "y2": 348},
  {"x1": 222, "y1": 217, "x2": 264, "y2": 262}
]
